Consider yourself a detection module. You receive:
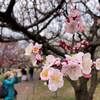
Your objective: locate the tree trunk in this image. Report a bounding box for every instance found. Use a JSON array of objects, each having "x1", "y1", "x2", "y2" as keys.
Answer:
[
  {"x1": 74, "y1": 78, "x2": 94, "y2": 100},
  {"x1": 75, "y1": 88, "x2": 93, "y2": 100}
]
